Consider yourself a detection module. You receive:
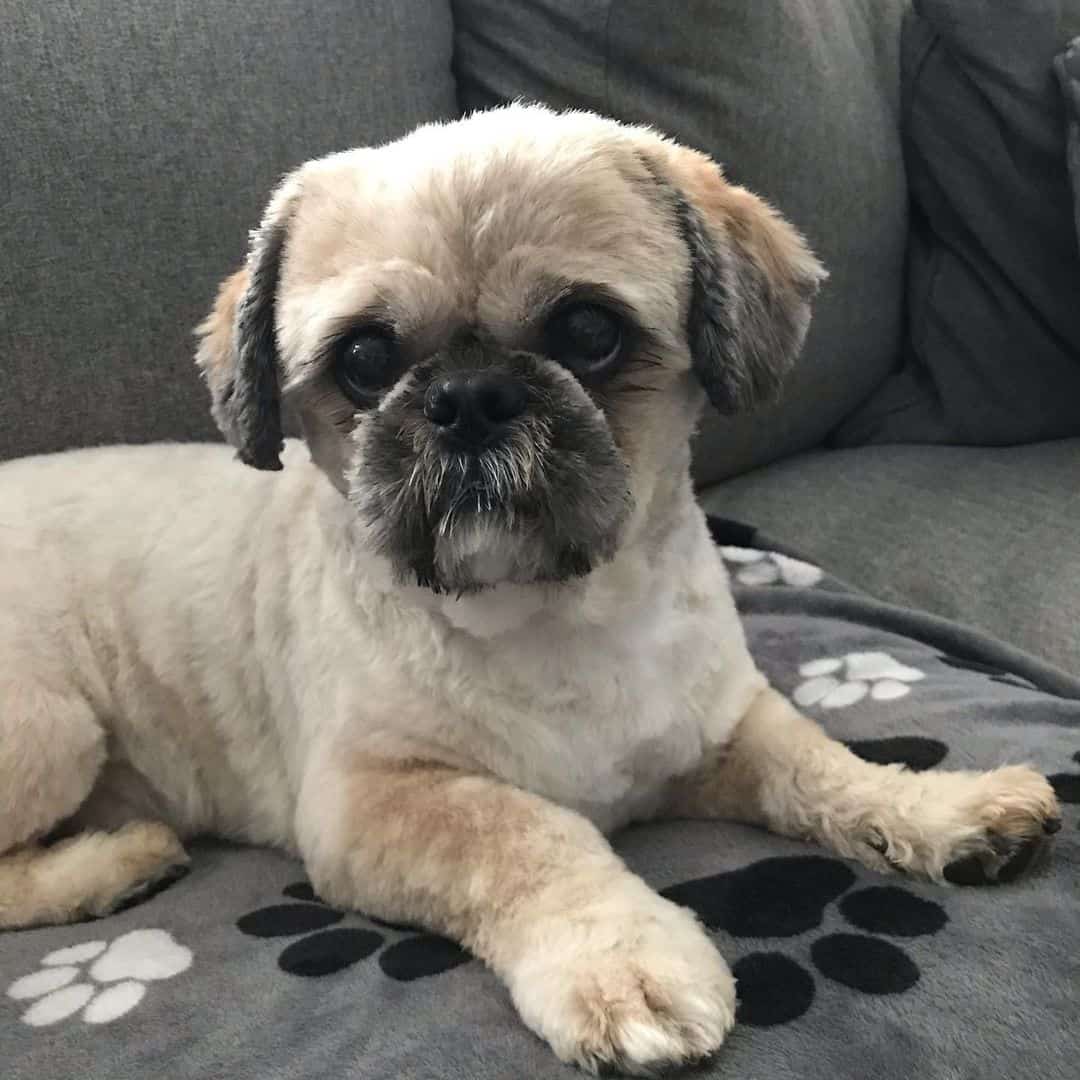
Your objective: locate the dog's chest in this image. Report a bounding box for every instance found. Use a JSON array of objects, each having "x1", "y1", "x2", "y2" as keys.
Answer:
[
  {"x1": 496, "y1": 617, "x2": 701, "y2": 811},
  {"x1": 380, "y1": 569, "x2": 761, "y2": 831}
]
